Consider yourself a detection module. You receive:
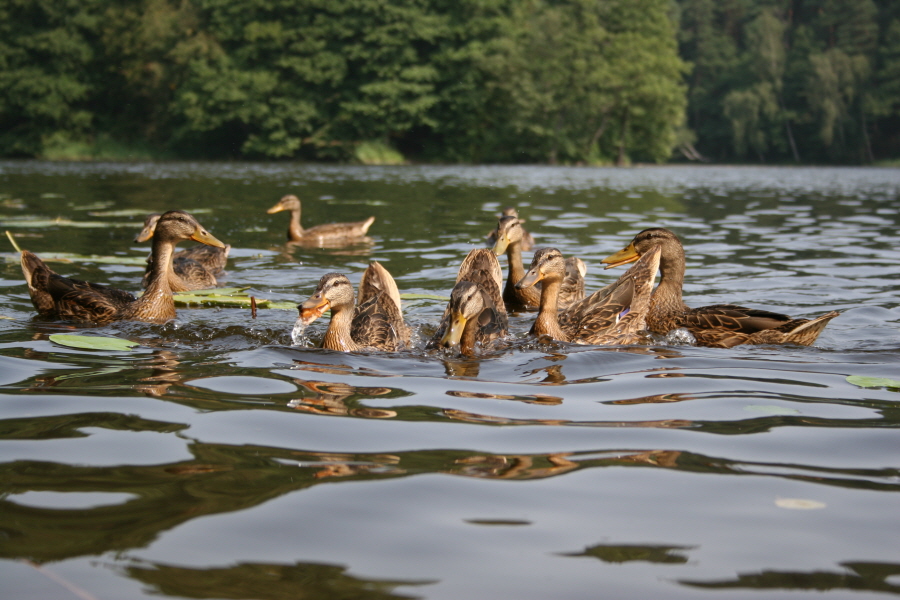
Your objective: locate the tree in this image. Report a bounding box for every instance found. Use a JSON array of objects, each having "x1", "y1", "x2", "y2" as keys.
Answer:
[{"x1": 0, "y1": 0, "x2": 101, "y2": 156}]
